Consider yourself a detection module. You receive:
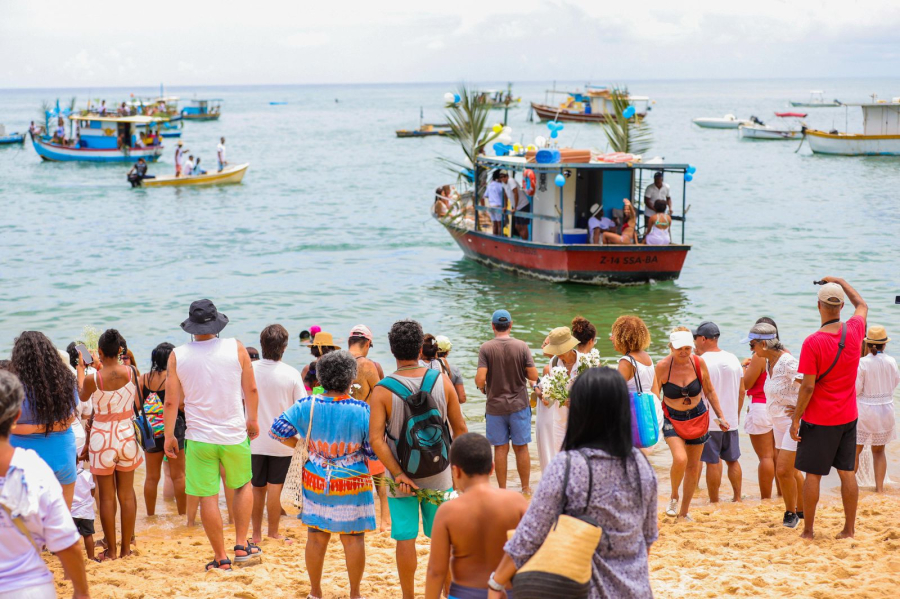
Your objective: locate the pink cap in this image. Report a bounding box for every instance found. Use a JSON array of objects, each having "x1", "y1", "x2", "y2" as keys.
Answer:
[
  {"x1": 349, "y1": 324, "x2": 373, "y2": 341},
  {"x1": 309, "y1": 325, "x2": 321, "y2": 336}
]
